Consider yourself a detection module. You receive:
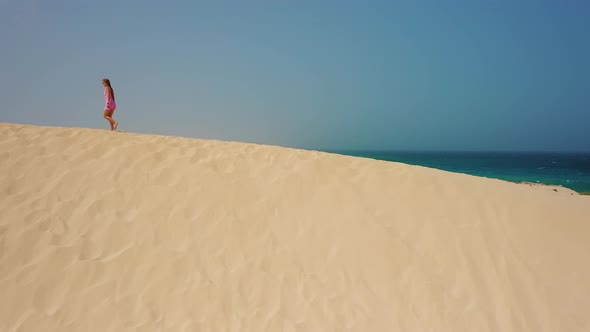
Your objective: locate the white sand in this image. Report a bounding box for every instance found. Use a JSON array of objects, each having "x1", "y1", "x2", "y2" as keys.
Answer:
[{"x1": 1, "y1": 122, "x2": 589, "y2": 331}]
